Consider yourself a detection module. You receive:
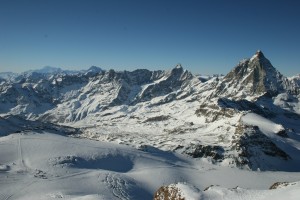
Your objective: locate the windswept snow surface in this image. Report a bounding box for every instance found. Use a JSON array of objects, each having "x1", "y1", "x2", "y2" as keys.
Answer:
[{"x1": 1, "y1": 131, "x2": 300, "y2": 199}]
